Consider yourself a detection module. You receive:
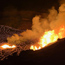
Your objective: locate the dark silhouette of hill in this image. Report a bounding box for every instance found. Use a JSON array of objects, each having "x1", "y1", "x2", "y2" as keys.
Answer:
[
  {"x1": 0, "y1": 25, "x2": 24, "y2": 43},
  {"x1": 0, "y1": 38, "x2": 65, "y2": 65}
]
